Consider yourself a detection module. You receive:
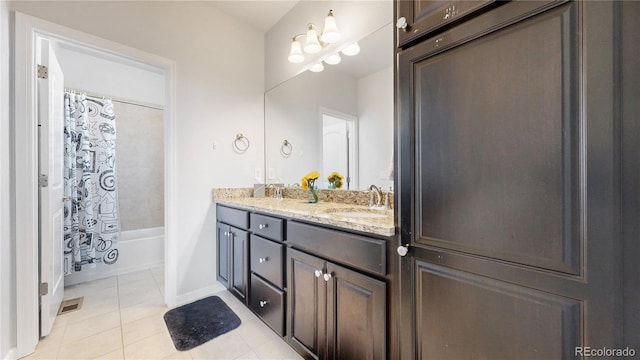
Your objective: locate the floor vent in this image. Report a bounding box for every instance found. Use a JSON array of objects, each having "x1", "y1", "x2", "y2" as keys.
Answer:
[{"x1": 58, "y1": 297, "x2": 84, "y2": 315}]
